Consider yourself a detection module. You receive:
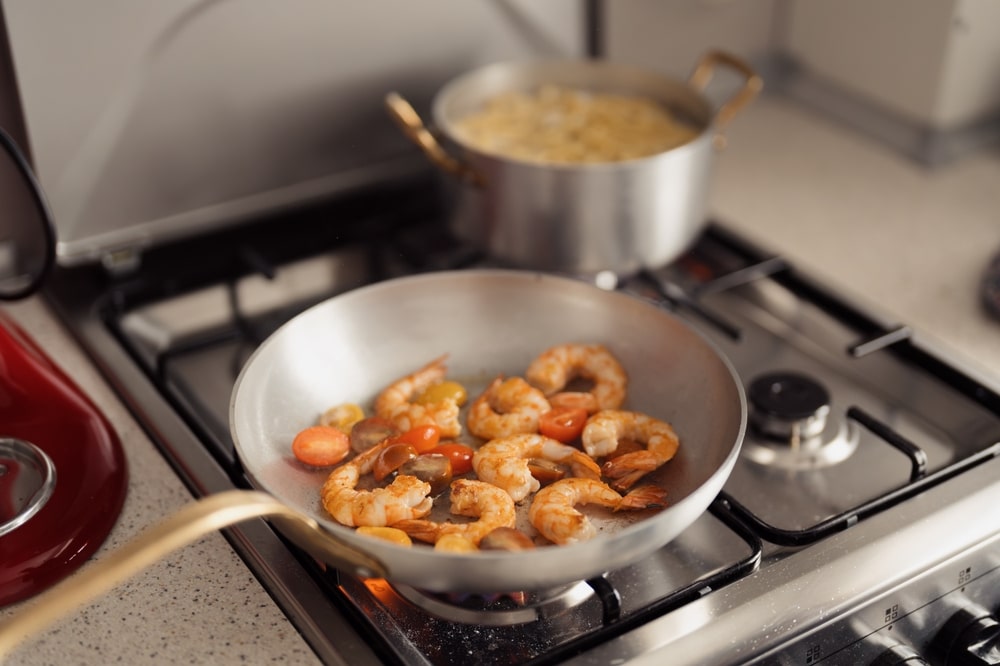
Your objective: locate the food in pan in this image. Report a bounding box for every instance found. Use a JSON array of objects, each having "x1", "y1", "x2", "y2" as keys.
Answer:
[
  {"x1": 466, "y1": 376, "x2": 551, "y2": 440},
  {"x1": 528, "y1": 478, "x2": 668, "y2": 546},
  {"x1": 393, "y1": 479, "x2": 516, "y2": 549},
  {"x1": 320, "y1": 438, "x2": 434, "y2": 527},
  {"x1": 583, "y1": 410, "x2": 680, "y2": 491},
  {"x1": 525, "y1": 341, "x2": 627, "y2": 413},
  {"x1": 452, "y1": 85, "x2": 699, "y2": 164},
  {"x1": 293, "y1": 342, "x2": 680, "y2": 550},
  {"x1": 291, "y1": 425, "x2": 350, "y2": 467},
  {"x1": 373, "y1": 354, "x2": 463, "y2": 438},
  {"x1": 472, "y1": 433, "x2": 601, "y2": 503}
]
